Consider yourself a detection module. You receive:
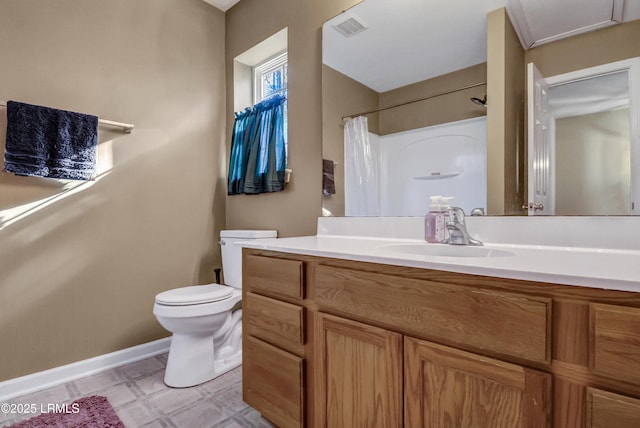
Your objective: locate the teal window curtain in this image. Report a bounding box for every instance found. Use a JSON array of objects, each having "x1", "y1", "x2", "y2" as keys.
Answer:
[{"x1": 228, "y1": 94, "x2": 287, "y2": 195}]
